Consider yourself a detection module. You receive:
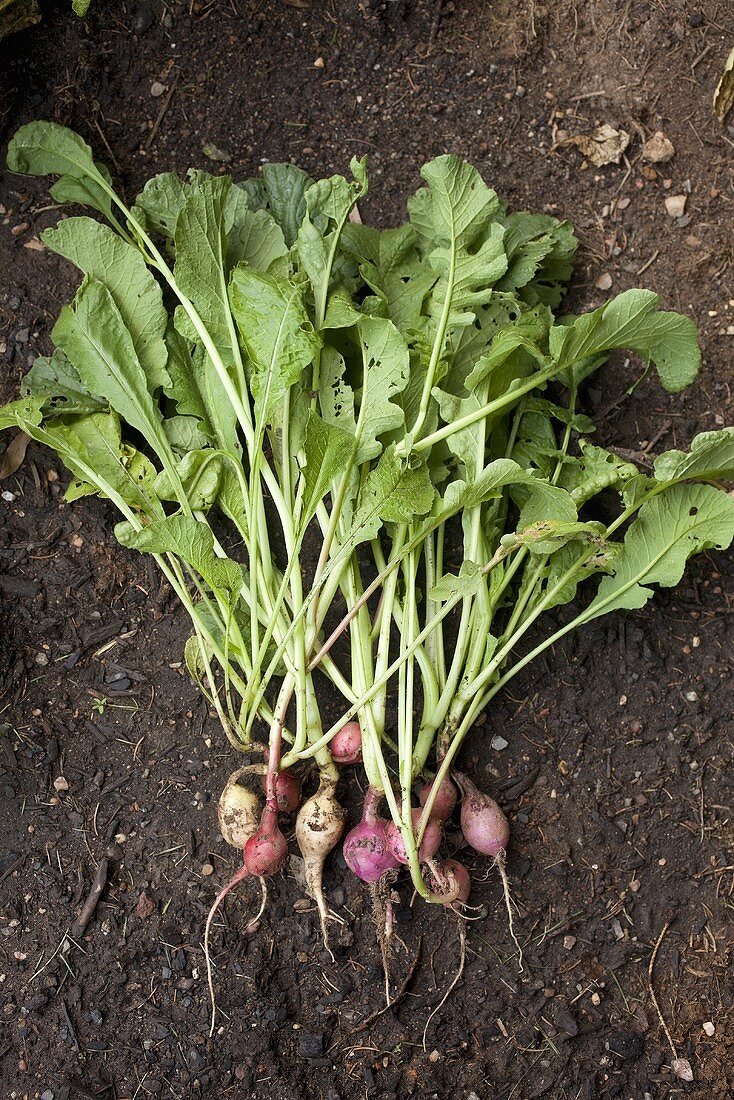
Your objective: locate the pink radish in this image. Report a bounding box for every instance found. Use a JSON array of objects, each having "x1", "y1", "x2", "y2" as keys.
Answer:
[
  {"x1": 261, "y1": 770, "x2": 301, "y2": 814},
  {"x1": 455, "y1": 771, "x2": 521, "y2": 969},
  {"x1": 455, "y1": 771, "x2": 509, "y2": 856},
  {"x1": 343, "y1": 786, "x2": 400, "y2": 883},
  {"x1": 386, "y1": 806, "x2": 442, "y2": 865},
  {"x1": 330, "y1": 720, "x2": 362, "y2": 764},
  {"x1": 244, "y1": 805, "x2": 288, "y2": 877},
  {"x1": 418, "y1": 774, "x2": 457, "y2": 822},
  {"x1": 427, "y1": 858, "x2": 471, "y2": 905}
]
